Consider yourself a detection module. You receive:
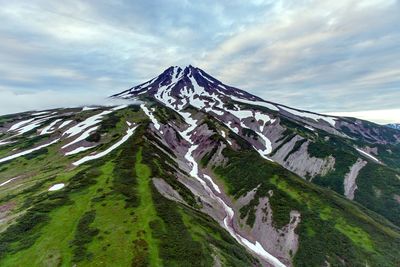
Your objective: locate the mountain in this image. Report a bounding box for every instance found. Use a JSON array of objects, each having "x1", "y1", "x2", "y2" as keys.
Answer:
[
  {"x1": 0, "y1": 66, "x2": 399, "y2": 267},
  {"x1": 387, "y1": 123, "x2": 400, "y2": 130}
]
